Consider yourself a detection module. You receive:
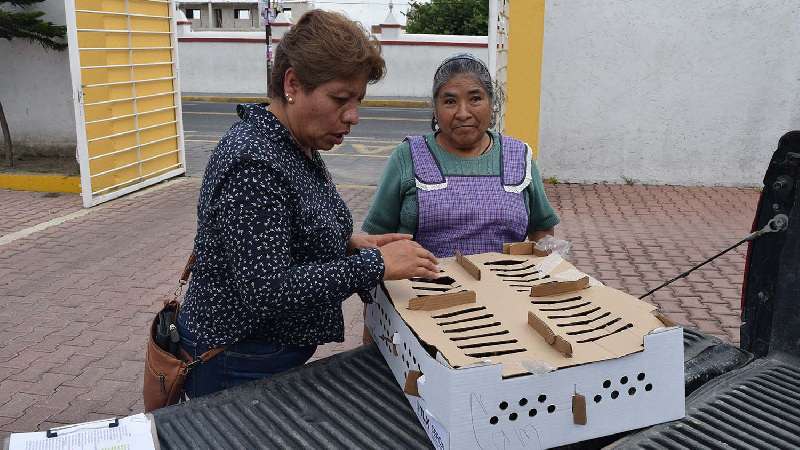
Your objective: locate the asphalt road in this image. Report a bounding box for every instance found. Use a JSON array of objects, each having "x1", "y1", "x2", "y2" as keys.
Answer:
[{"x1": 182, "y1": 101, "x2": 433, "y2": 185}]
